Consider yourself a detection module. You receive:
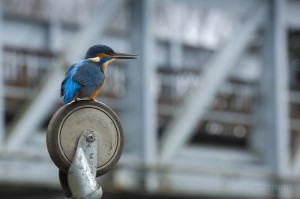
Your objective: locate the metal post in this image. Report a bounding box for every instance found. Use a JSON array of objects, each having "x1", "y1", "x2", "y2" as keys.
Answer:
[
  {"x1": 0, "y1": 0, "x2": 5, "y2": 144},
  {"x1": 120, "y1": 0, "x2": 158, "y2": 191},
  {"x1": 67, "y1": 130, "x2": 102, "y2": 199},
  {"x1": 261, "y1": 0, "x2": 290, "y2": 176},
  {"x1": 261, "y1": 0, "x2": 291, "y2": 197}
]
